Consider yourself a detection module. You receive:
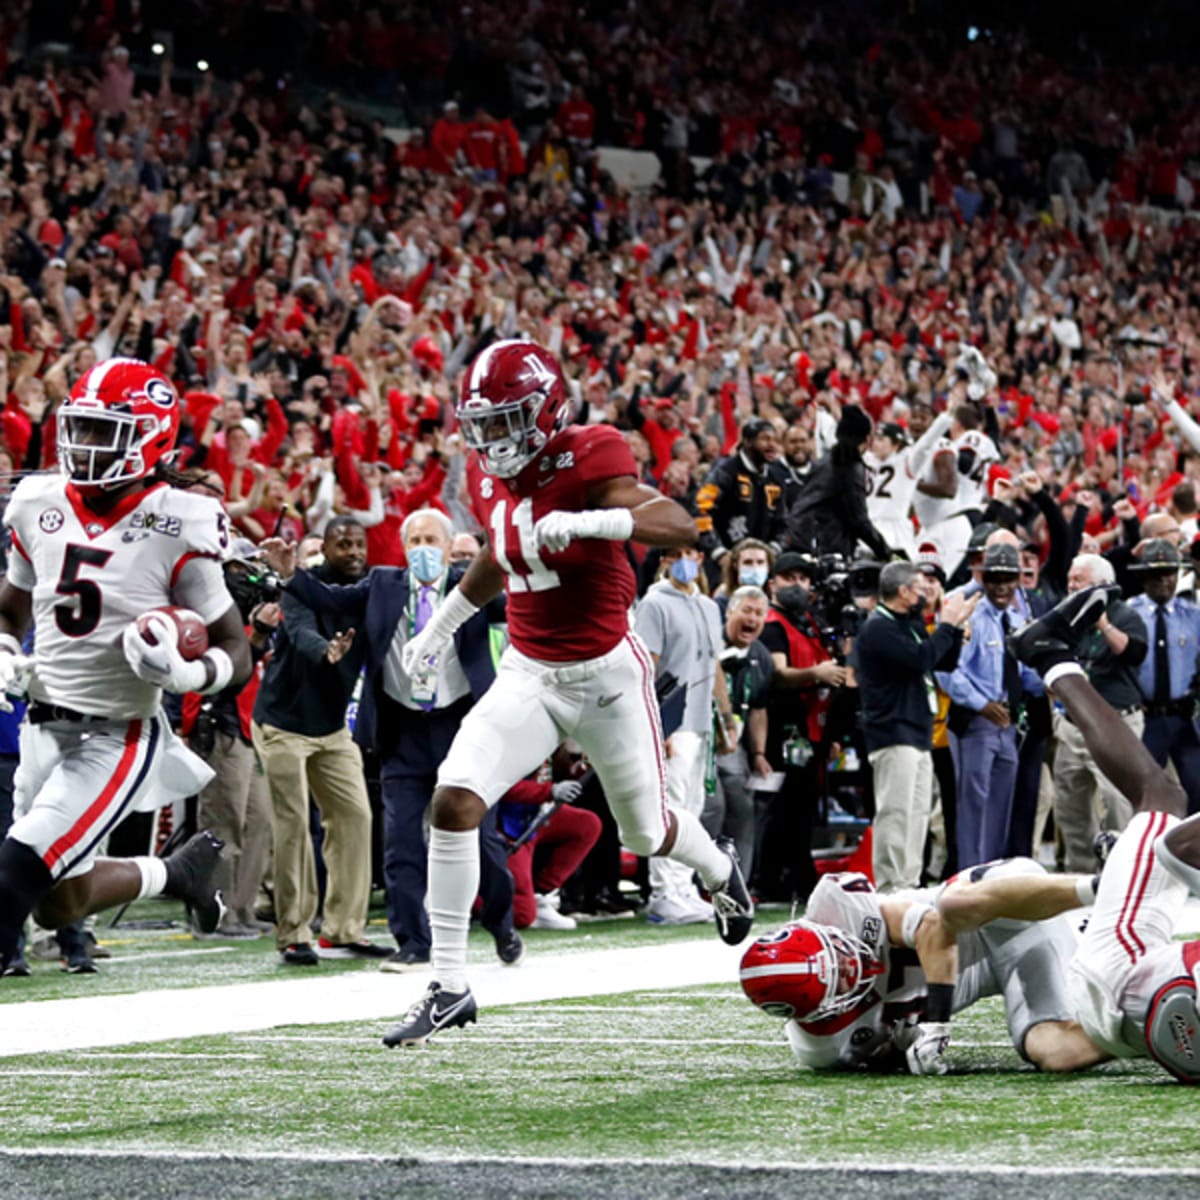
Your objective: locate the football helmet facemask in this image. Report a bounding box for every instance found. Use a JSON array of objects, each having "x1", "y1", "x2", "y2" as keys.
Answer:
[
  {"x1": 458, "y1": 339, "x2": 570, "y2": 478},
  {"x1": 739, "y1": 919, "x2": 886, "y2": 1023},
  {"x1": 58, "y1": 358, "x2": 181, "y2": 490}
]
